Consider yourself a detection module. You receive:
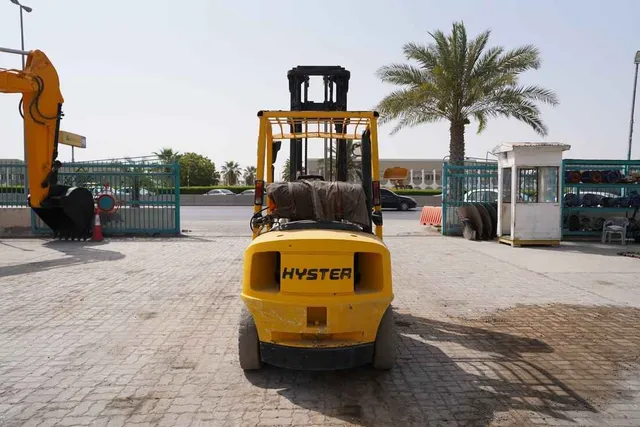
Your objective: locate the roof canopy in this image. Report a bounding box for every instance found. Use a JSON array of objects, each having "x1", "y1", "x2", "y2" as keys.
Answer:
[{"x1": 491, "y1": 142, "x2": 571, "y2": 154}]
